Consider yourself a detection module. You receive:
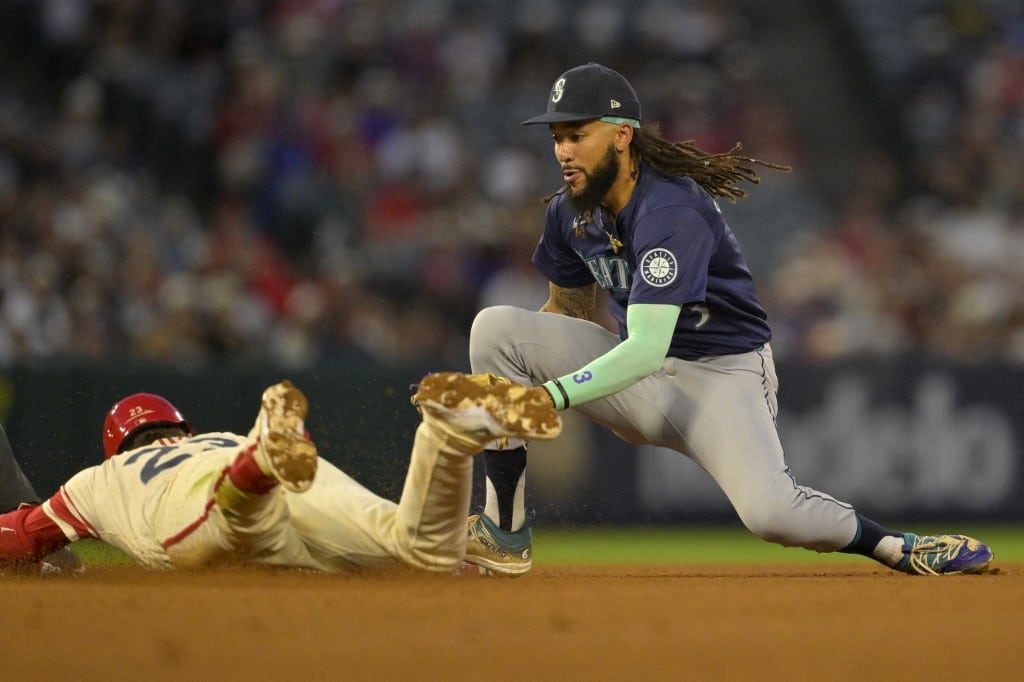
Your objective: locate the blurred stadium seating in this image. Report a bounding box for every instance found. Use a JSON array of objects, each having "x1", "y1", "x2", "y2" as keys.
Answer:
[{"x1": 0, "y1": 0, "x2": 1021, "y2": 369}]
